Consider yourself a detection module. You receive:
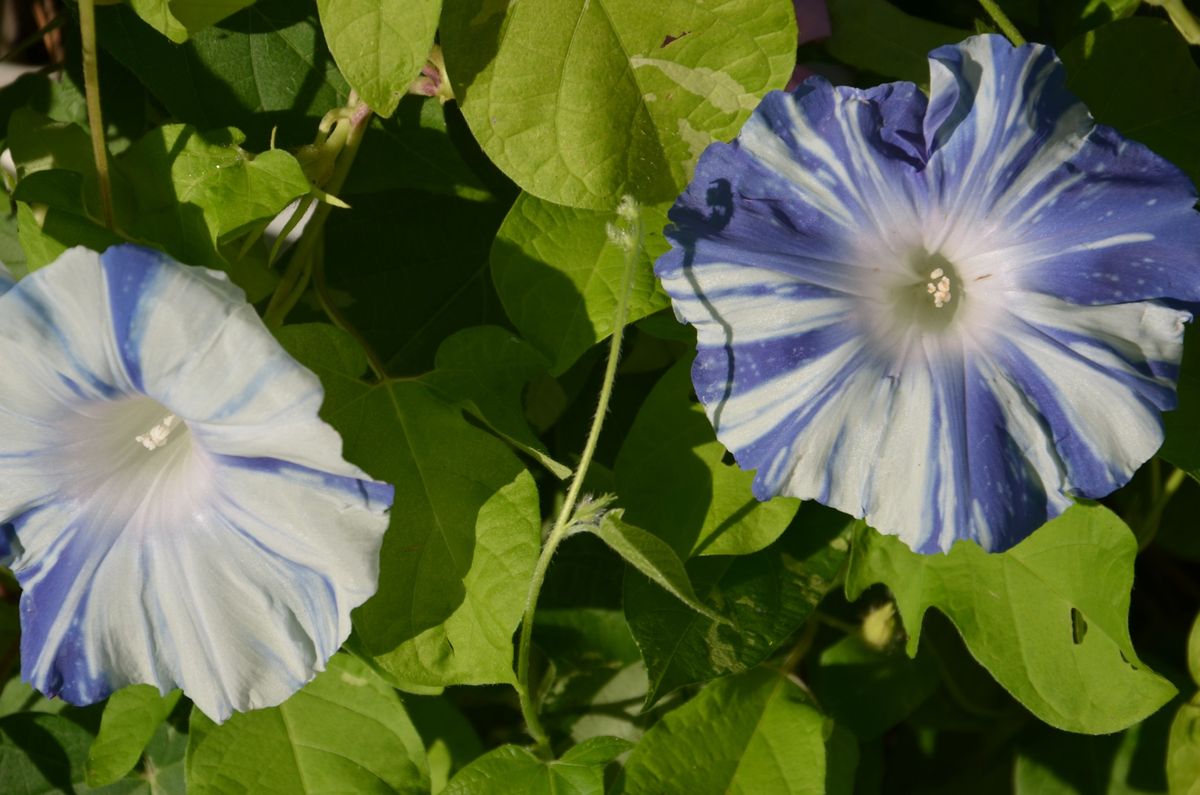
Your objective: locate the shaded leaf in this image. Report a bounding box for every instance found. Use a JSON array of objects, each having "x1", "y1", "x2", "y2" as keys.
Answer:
[
  {"x1": 580, "y1": 511, "x2": 723, "y2": 622},
  {"x1": 626, "y1": 504, "x2": 852, "y2": 705},
  {"x1": 345, "y1": 97, "x2": 492, "y2": 200},
  {"x1": 422, "y1": 325, "x2": 570, "y2": 478},
  {"x1": 324, "y1": 190, "x2": 510, "y2": 374},
  {"x1": 113, "y1": 125, "x2": 311, "y2": 269},
  {"x1": 619, "y1": 667, "x2": 827, "y2": 794},
  {"x1": 614, "y1": 358, "x2": 799, "y2": 558},
  {"x1": 0, "y1": 713, "x2": 94, "y2": 795},
  {"x1": 279, "y1": 324, "x2": 540, "y2": 687},
  {"x1": 560, "y1": 735, "x2": 633, "y2": 765},
  {"x1": 7, "y1": 111, "x2": 310, "y2": 276},
  {"x1": 825, "y1": 0, "x2": 968, "y2": 84},
  {"x1": 1169, "y1": 701, "x2": 1200, "y2": 795},
  {"x1": 405, "y1": 696, "x2": 484, "y2": 794},
  {"x1": 1015, "y1": 714, "x2": 1174, "y2": 795},
  {"x1": 534, "y1": 609, "x2": 657, "y2": 745},
  {"x1": 443, "y1": 739, "x2": 628, "y2": 795},
  {"x1": 1162, "y1": 325, "x2": 1200, "y2": 481},
  {"x1": 809, "y1": 635, "x2": 940, "y2": 741},
  {"x1": 96, "y1": 0, "x2": 349, "y2": 149},
  {"x1": 125, "y1": 0, "x2": 256, "y2": 42},
  {"x1": 1062, "y1": 17, "x2": 1200, "y2": 186}
]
